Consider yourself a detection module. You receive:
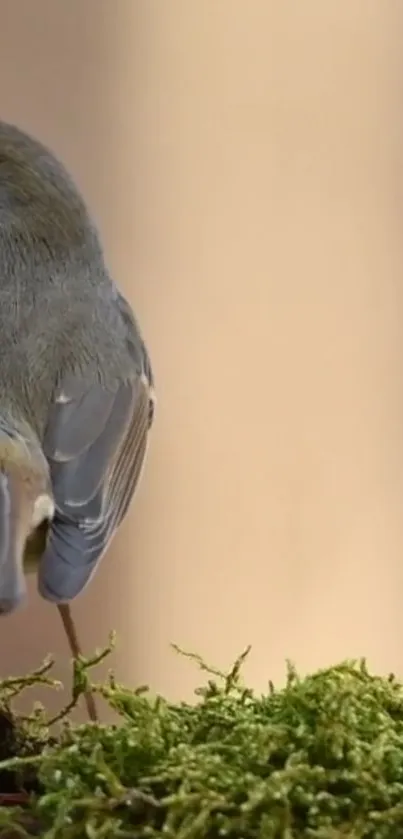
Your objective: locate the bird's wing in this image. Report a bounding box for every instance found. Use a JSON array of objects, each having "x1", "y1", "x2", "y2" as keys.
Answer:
[{"x1": 38, "y1": 348, "x2": 154, "y2": 603}]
